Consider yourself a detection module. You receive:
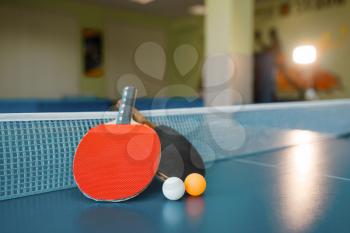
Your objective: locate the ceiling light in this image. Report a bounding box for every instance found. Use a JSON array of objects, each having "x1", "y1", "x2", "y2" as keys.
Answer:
[
  {"x1": 130, "y1": 0, "x2": 155, "y2": 5},
  {"x1": 189, "y1": 4, "x2": 206, "y2": 16},
  {"x1": 292, "y1": 45, "x2": 317, "y2": 65}
]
